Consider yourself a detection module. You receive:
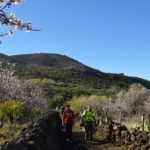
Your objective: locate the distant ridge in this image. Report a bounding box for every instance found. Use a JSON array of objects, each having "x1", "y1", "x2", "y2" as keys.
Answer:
[
  {"x1": 0, "y1": 53, "x2": 150, "y2": 90},
  {"x1": 11, "y1": 53, "x2": 88, "y2": 70}
]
